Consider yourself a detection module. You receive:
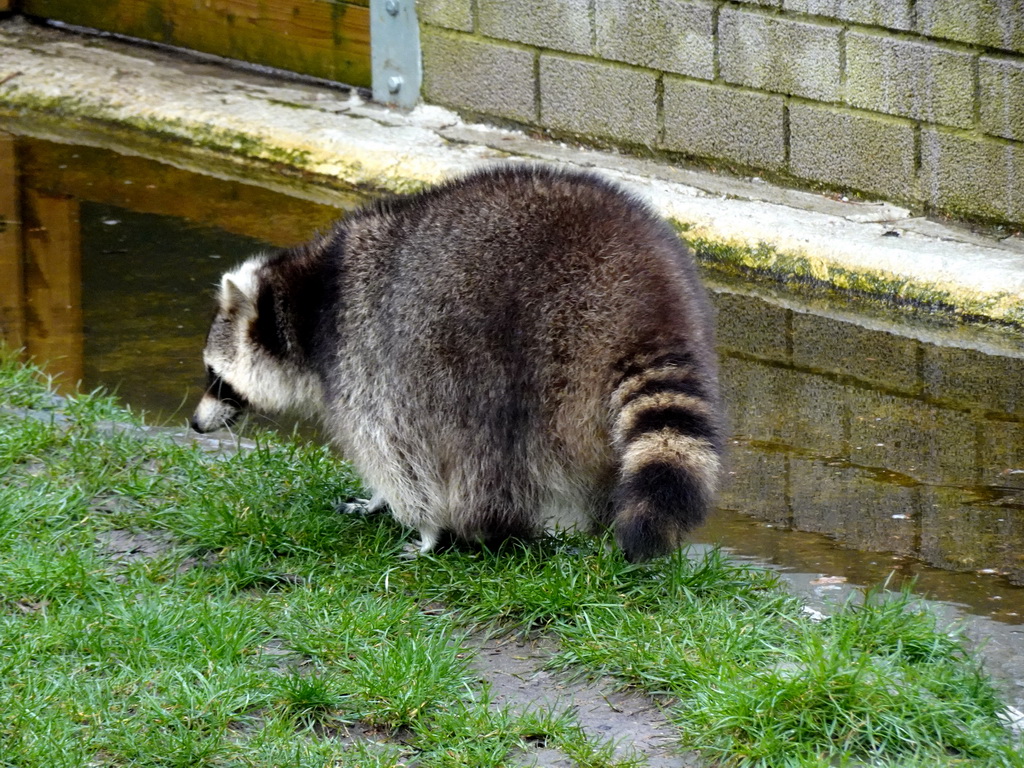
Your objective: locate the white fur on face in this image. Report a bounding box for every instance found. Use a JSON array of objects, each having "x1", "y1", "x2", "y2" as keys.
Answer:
[
  {"x1": 199, "y1": 257, "x2": 326, "y2": 421},
  {"x1": 192, "y1": 392, "x2": 241, "y2": 432}
]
